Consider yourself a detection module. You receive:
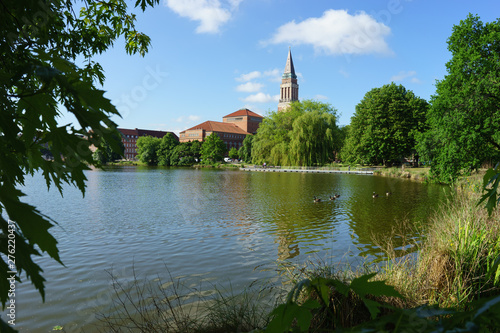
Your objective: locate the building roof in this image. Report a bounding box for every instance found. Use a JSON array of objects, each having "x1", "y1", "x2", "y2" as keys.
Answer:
[
  {"x1": 223, "y1": 108, "x2": 263, "y2": 118},
  {"x1": 118, "y1": 128, "x2": 179, "y2": 140},
  {"x1": 180, "y1": 121, "x2": 250, "y2": 135},
  {"x1": 282, "y1": 48, "x2": 297, "y2": 79}
]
